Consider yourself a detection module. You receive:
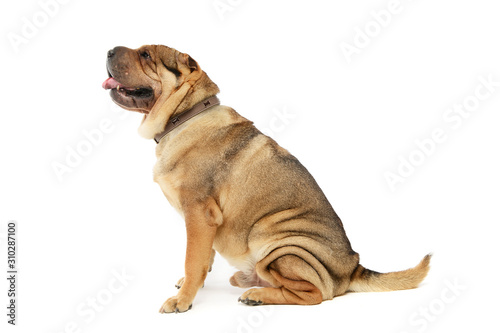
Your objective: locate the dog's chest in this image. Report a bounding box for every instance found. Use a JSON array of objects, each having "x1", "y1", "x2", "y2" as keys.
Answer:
[{"x1": 152, "y1": 154, "x2": 185, "y2": 216}]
